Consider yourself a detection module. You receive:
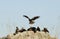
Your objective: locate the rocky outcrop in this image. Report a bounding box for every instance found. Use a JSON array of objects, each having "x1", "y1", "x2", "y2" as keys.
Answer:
[{"x1": 7, "y1": 31, "x2": 57, "y2": 39}]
